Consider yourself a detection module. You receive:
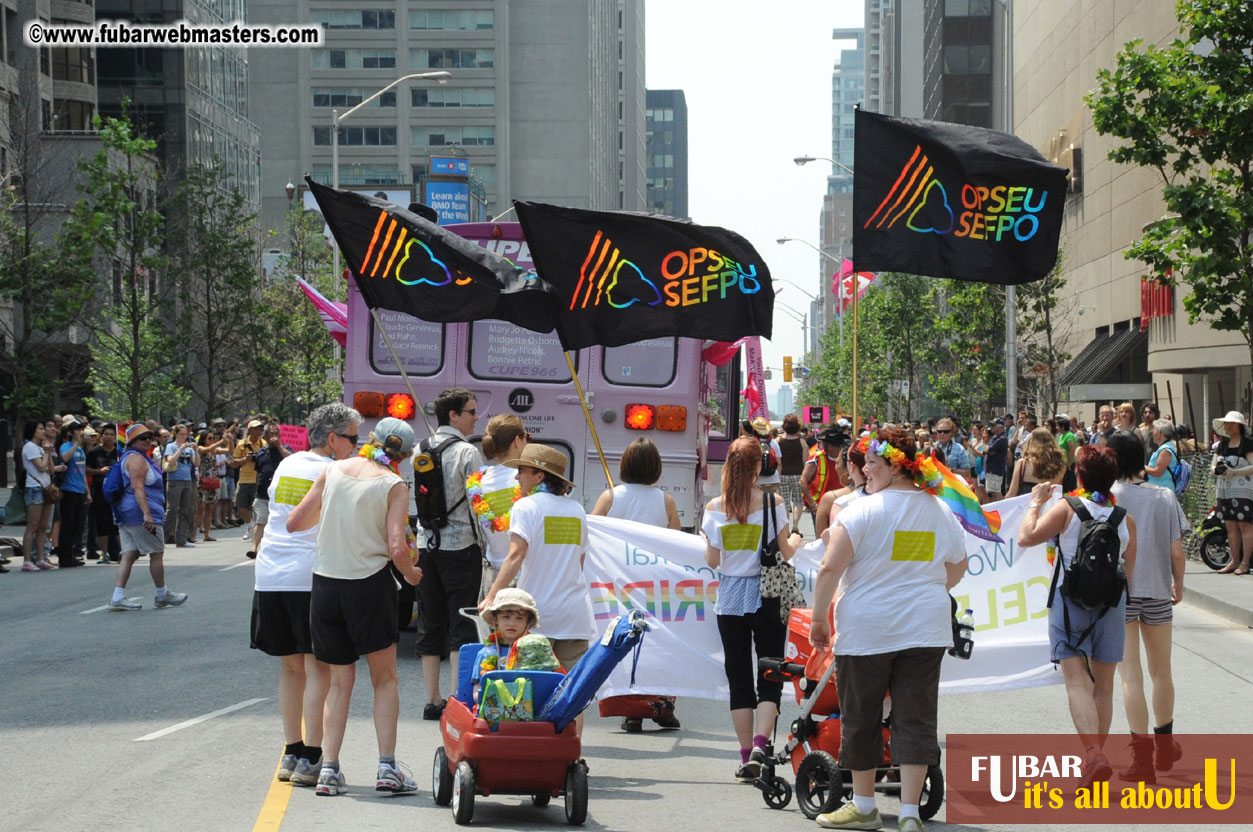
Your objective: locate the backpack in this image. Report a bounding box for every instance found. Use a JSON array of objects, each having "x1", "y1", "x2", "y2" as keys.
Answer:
[
  {"x1": 102, "y1": 449, "x2": 141, "y2": 506},
  {"x1": 1047, "y1": 496, "x2": 1126, "y2": 666},
  {"x1": 1170, "y1": 457, "x2": 1192, "y2": 496},
  {"x1": 413, "y1": 435, "x2": 467, "y2": 545},
  {"x1": 759, "y1": 438, "x2": 779, "y2": 478}
]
